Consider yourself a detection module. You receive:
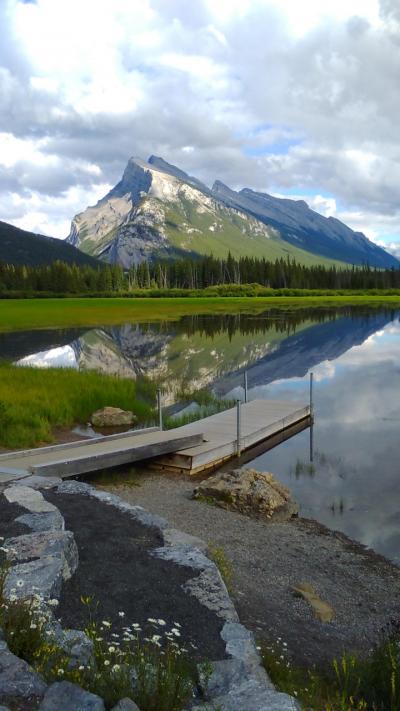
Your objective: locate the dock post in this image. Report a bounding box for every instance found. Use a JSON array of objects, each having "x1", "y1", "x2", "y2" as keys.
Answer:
[
  {"x1": 244, "y1": 370, "x2": 248, "y2": 403},
  {"x1": 157, "y1": 389, "x2": 163, "y2": 431},
  {"x1": 236, "y1": 399, "x2": 242, "y2": 456},
  {"x1": 309, "y1": 372, "x2": 314, "y2": 462}
]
